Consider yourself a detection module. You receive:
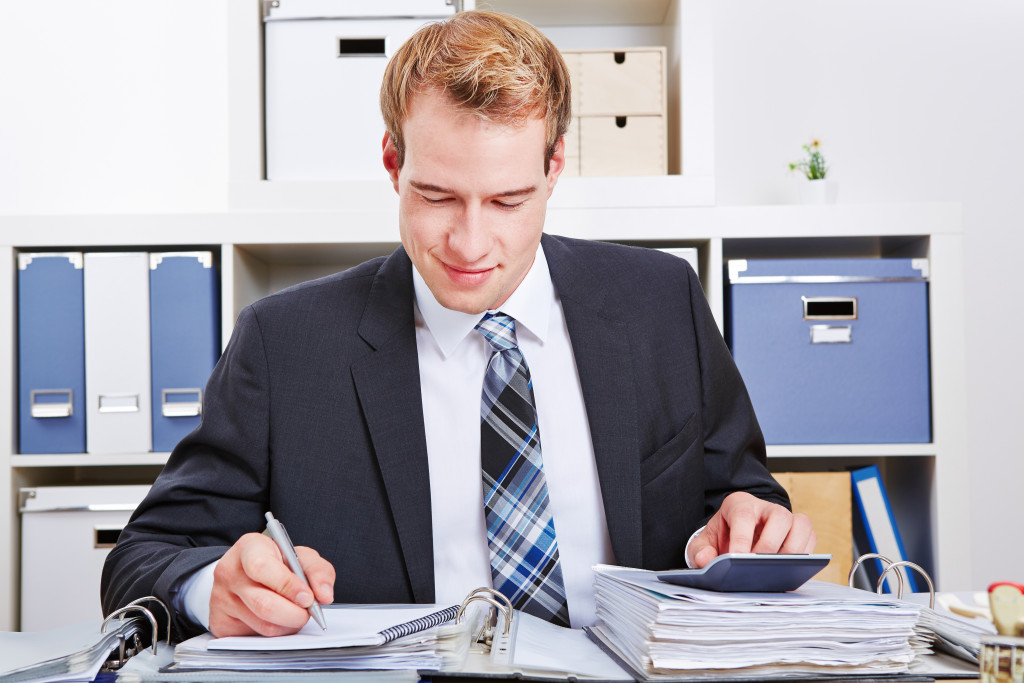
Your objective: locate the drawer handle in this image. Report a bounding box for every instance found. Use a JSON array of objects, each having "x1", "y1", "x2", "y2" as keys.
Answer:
[
  {"x1": 337, "y1": 37, "x2": 386, "y2": 58},
  {"x1": 803, "y1": 296, "x2": 857, "y2": 320},
  {"x1": 161, "y1": 388, "x2": 203, "y2": 418},
  {"x1": 30, "y1": 389, "x2": 73, "y2": 418},
  {"x1": 98, "y1": 394, "x2": 139, "y2": 413},
  {"x1": 94, "y1": 525, "x2": 123, "y2": 548}
]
